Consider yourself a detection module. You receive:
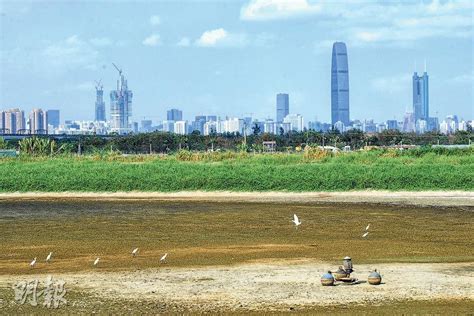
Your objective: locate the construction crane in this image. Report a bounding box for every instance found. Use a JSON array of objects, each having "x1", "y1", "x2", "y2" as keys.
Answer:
[
  {"x1": 112, "y1": 63, "x2": 122, "y2": 76},
  {"x1": 94, "y1": 79, "x2": 103, "y2": 90}
]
